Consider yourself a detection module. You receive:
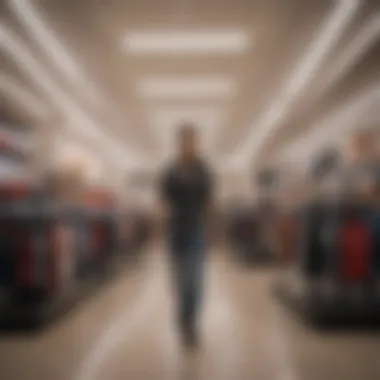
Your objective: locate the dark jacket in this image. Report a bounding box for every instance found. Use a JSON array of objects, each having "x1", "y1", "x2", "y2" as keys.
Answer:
[{"x1": 161, "y1": 159, "x2": 213, "y2": 235}]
